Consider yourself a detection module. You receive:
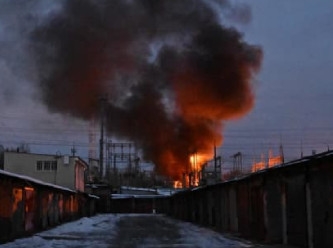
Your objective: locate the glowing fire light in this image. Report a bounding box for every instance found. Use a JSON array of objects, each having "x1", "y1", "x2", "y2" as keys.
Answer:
[
  {"x1": 189, "y1": 152, "x2": 213, "y2": 187},
  {"x1": 173, "y1": 180, "x2": 182, "y2": 189},
  {"x1": 252, "y1": 150, "x2": 284, "y2": 172},
  {"x1": 189, "y1": 153, "x2": 211, "y2": 170}
]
